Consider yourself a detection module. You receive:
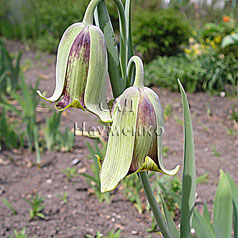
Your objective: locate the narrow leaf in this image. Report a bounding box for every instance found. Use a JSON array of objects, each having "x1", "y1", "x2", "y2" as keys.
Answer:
[
  {"x1": 125, "y1": 0, "x2": 133, "y2": 60},
  {"x1": 192, "y1": 209, "x2": 215, "y2": 238},
  {"x1": 96, "y1": 0, "x2": 123, "y2": 98},
  {"x1": 213, "y1": 170, "x2": 232, "y2": 238},
  {"x1": 159, "y1": 194, "x2": 179, "y2": 238},
  {"x1": 203, "y1": 202, "x2": 212, "y2": 228},
  {"x1": 227, "y1": 173, "x2": 238, "y2": 238},
  {"x1": 178, "y1": 79, "x2": 196, "y2": 238},
  {"x1": 80, "y1": 173, "x2": 98, "y2": 184}
]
